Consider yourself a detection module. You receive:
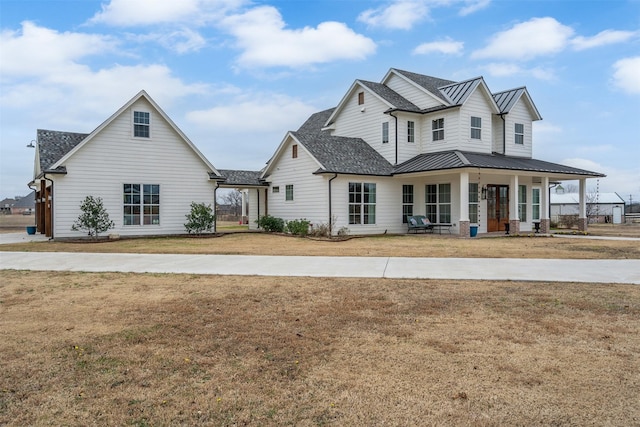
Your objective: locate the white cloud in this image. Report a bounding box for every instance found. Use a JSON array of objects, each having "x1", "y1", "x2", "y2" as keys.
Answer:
[
  {"x1": 458, "y1": 0, "x2": 491, "y2": 16},
  {"x1": 135, "y1": 28, "x2": 207, "y2": 54},
  {"x1": 221, "y1": 6, "x2": 376, "y2": 68},
  {"x1": 357, "y1": 0, "x2": 430, "y2": 30},
  {"x1": 89, "y1": 0, "x2": 245, "y2": 26},
  {"x1": 612, "y1": 56, "x2": 640, "y2": 95},
  {"x1": 413, "y1": 37, "x2": 463, "y2": 55},
  {"x1": 562, "y1": 158, "x2": 640, "y2": 197},
  {"x1": 481, "y1": 62, "x2": 555, "y2": 80},
  {"x1": 472, "y1": 17, "x2": 574, "y2": 60},
  {"x1": 571, "y1": 29, "x2": 637, "y2": 51}
]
